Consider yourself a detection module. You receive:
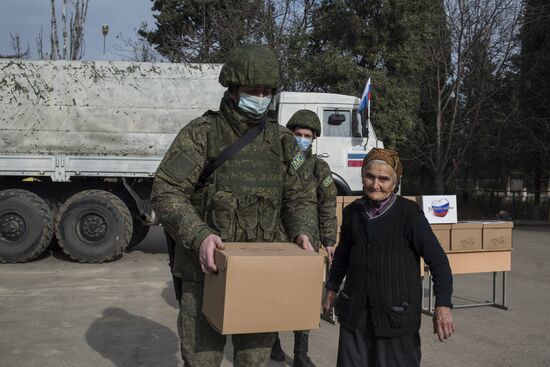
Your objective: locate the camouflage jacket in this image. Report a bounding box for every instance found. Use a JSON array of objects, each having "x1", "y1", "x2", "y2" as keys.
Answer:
[
  {"x1": 305, "y1": 149, "x2": 338, "y2": 247},
  {"x1": 151, "y1": 95, "x2": 318, "y2": 280}
]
